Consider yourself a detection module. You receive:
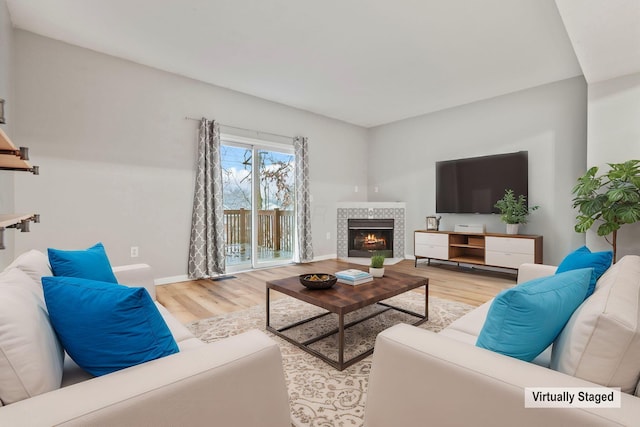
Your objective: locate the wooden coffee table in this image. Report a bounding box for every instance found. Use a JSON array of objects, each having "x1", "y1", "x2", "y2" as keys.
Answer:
[{"x1": 266, "y1": 269, "x2": 428, "y2": 370}]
